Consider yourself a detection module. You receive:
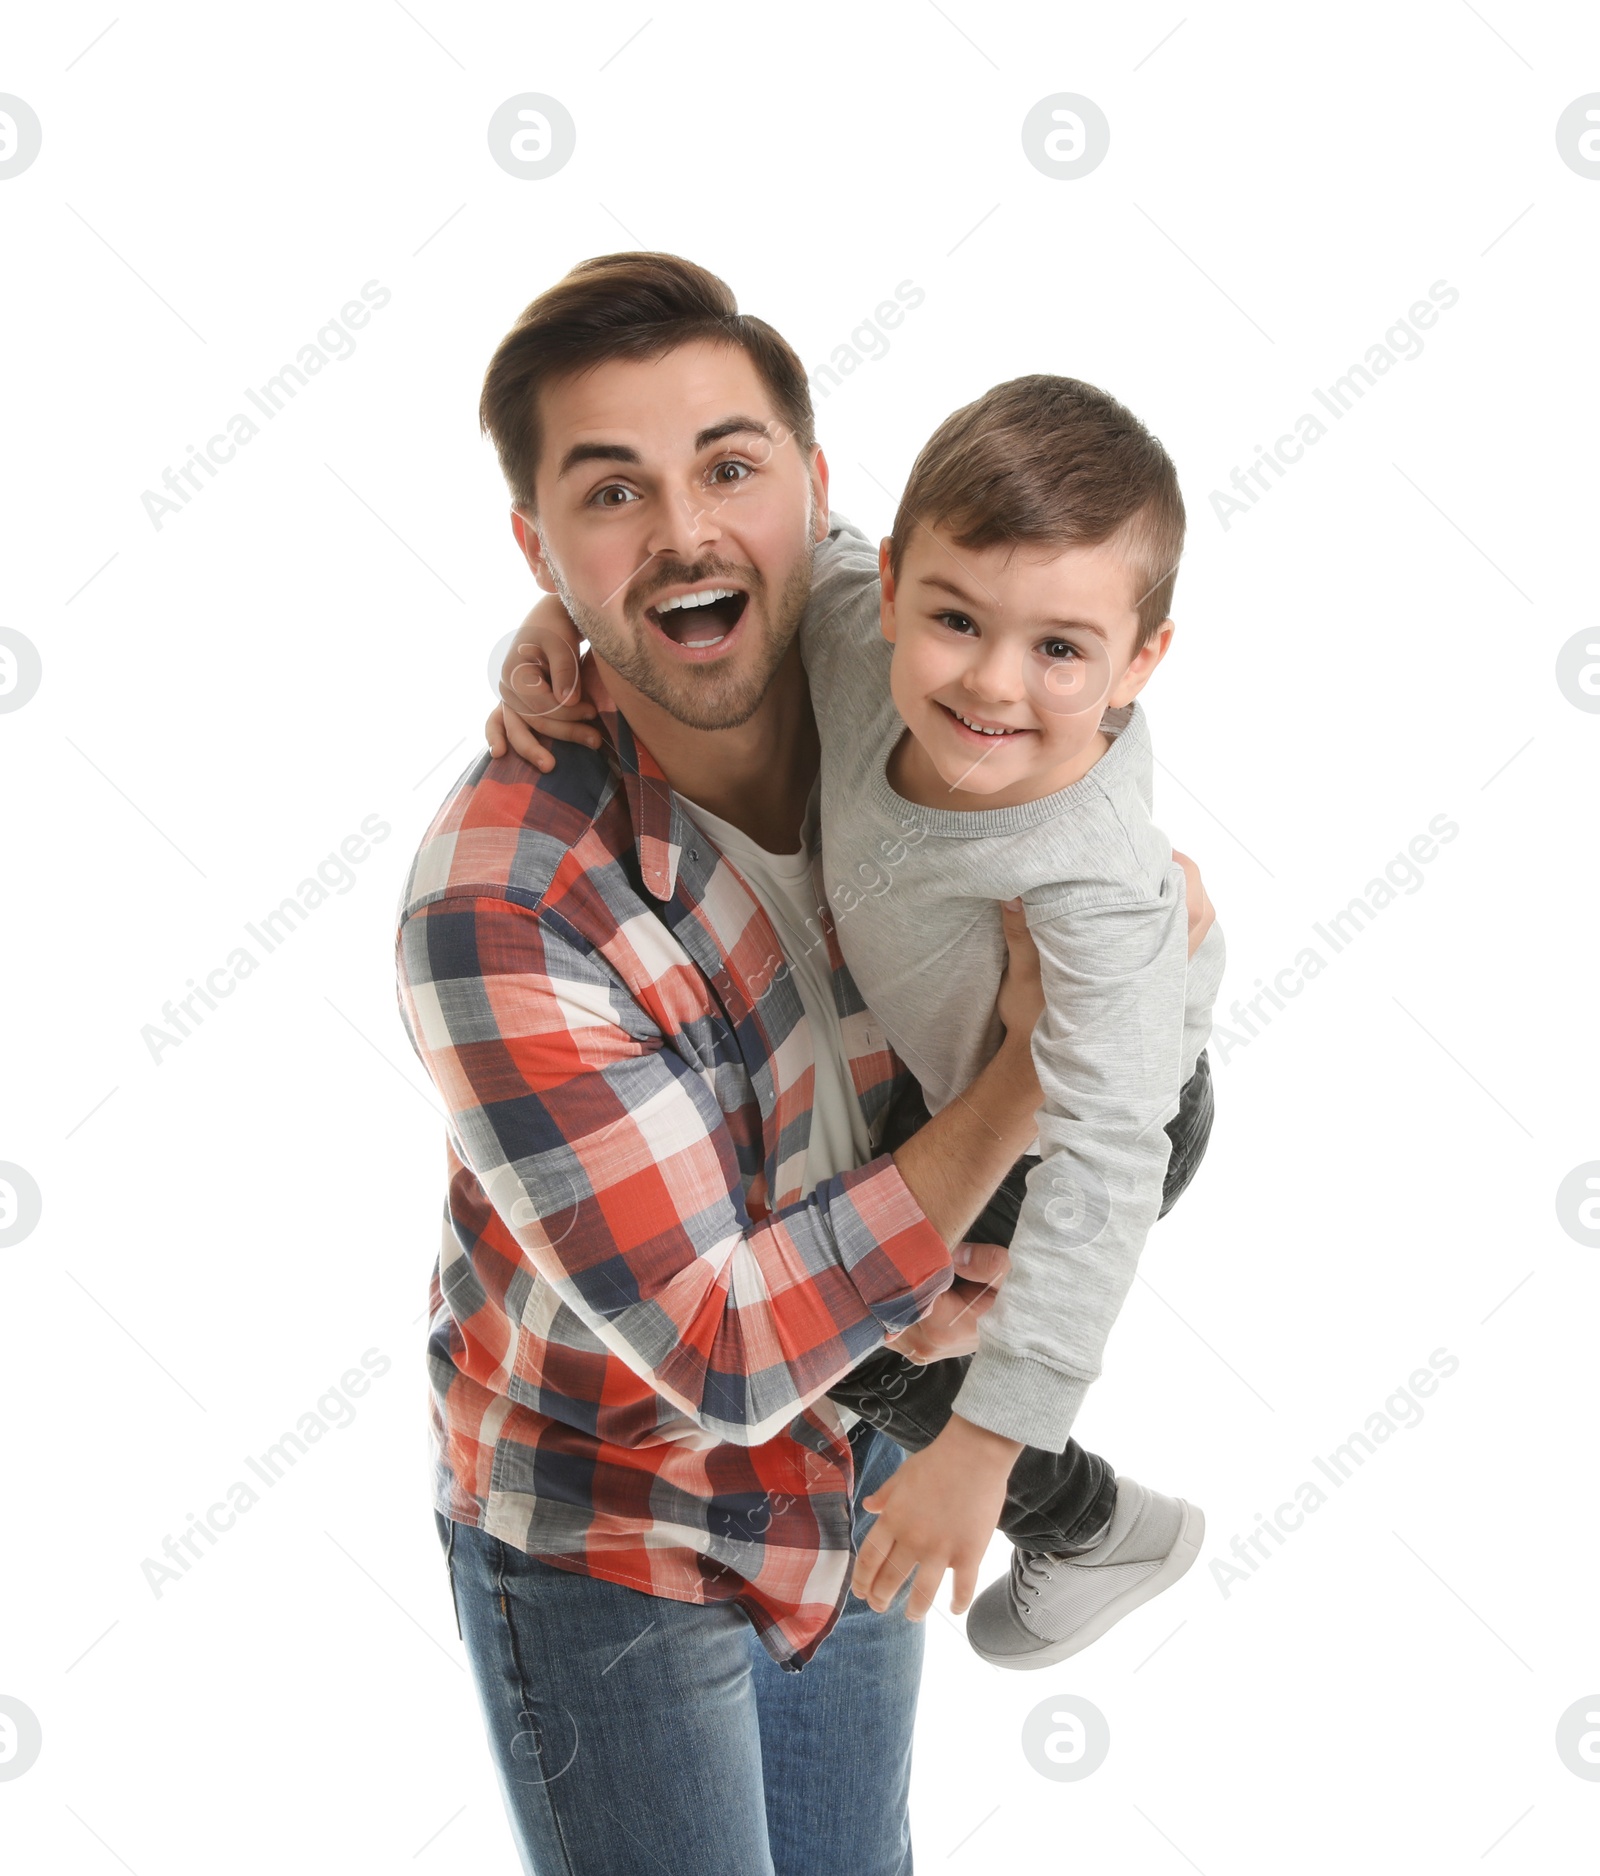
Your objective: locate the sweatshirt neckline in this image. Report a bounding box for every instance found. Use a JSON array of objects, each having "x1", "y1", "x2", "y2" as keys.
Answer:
[{"x1": 868, "y1": 702, "x2": 1144, "y2": 837}]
